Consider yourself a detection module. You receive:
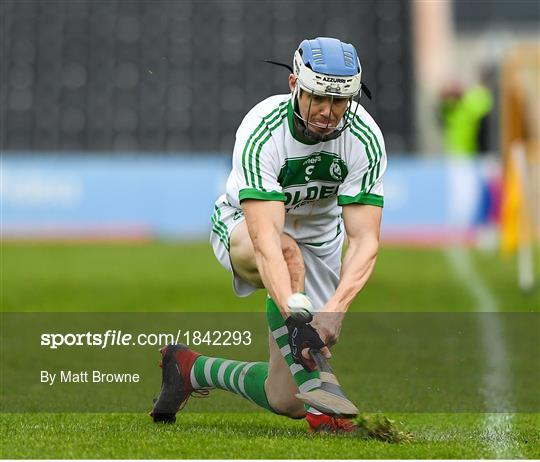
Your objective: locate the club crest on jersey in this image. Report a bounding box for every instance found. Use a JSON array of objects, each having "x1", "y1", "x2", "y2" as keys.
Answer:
[{"x1": 329, "y1": 159, "x2": 342, "y2": 181}]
